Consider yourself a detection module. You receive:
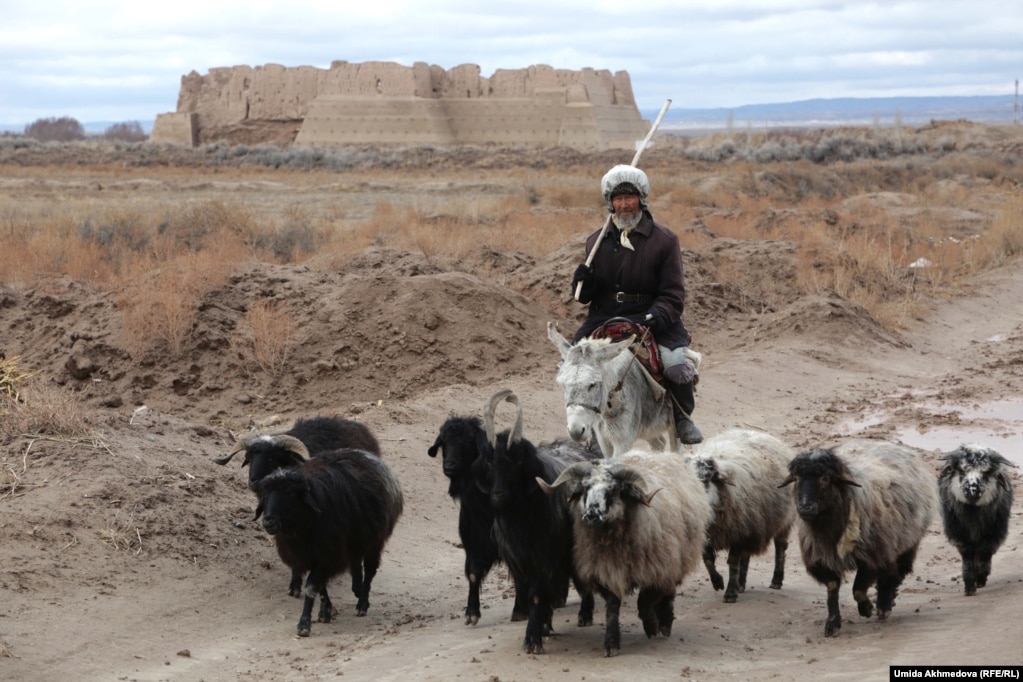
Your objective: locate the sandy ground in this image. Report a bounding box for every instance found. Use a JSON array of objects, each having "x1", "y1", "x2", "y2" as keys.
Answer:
[{"x1": 1, "y1": 232, "x2": 1021, "y2": 681}]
